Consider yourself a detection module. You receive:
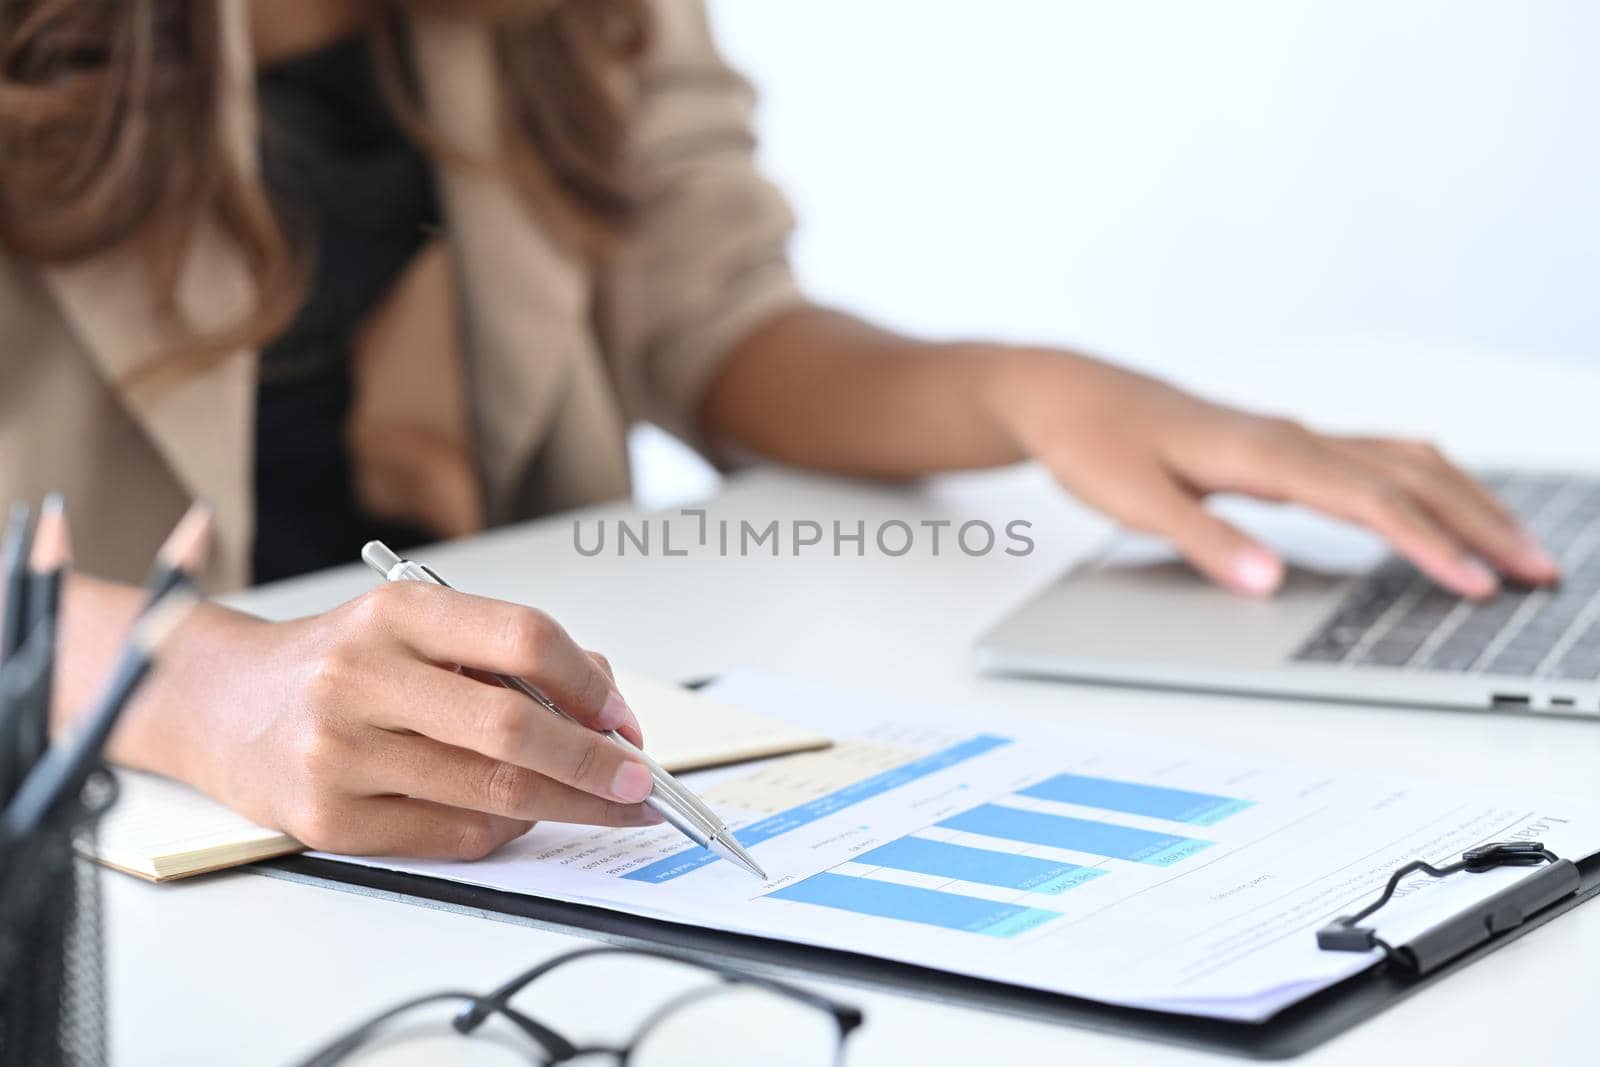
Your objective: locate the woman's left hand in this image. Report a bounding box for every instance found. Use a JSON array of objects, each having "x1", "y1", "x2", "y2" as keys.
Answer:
[{"x1": 982, "y1": 350, "x2": 1561, "y2": 598}]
